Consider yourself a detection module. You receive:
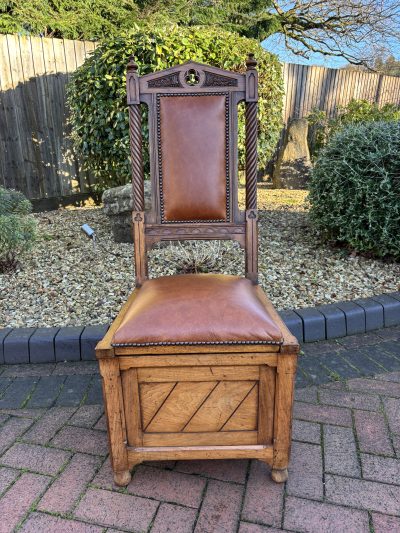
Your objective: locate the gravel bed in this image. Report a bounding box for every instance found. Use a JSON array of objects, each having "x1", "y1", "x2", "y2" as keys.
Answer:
[{"x1": 1, "y1": 188, "x2": 399, "y2": 328}]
